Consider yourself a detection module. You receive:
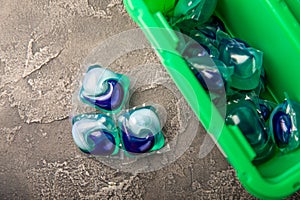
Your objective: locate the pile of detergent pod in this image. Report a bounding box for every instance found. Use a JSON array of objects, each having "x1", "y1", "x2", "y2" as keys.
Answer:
[
  {"x1": 71, "y1": 65, "x2": 165, "y2": 157},
  {"x1": 169, "y1": 0, "x2": 300, "y2": 163}
]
